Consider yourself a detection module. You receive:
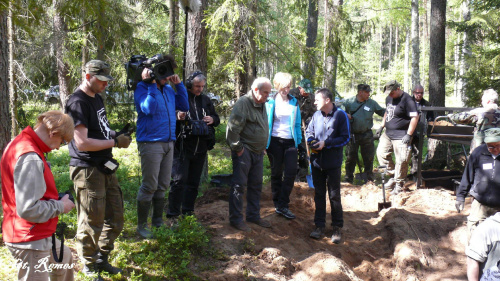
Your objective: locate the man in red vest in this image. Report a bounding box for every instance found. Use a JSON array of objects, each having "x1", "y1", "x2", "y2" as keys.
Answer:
[{"x1": 1, "y1": 110, "x2": 76, "y2": 281}]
